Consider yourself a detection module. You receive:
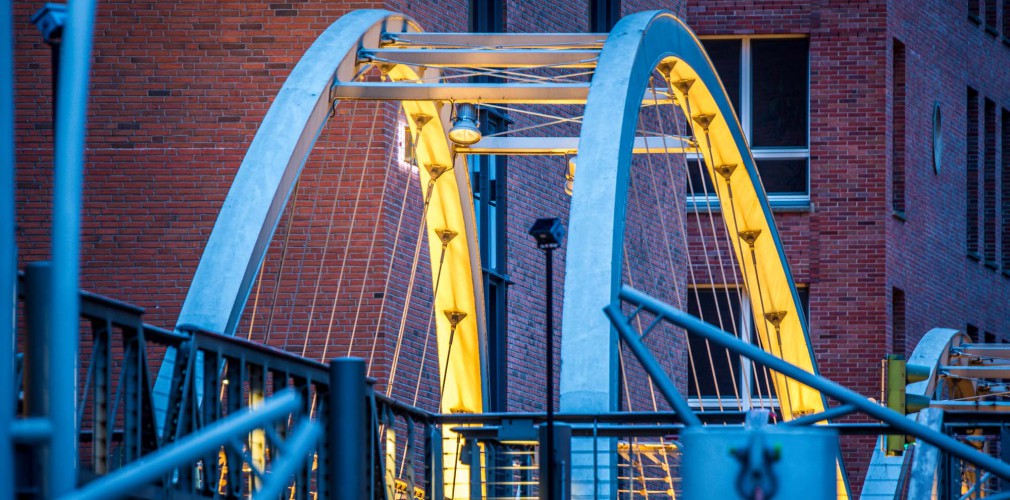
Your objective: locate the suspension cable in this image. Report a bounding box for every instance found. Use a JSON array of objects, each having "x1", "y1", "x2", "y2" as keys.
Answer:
[
  {"x1": 299, "y1": 100, "x2": 360, "y2": 358},
  {"x1": 317, "y1": 99, "x2": 385, "y2": 363}
]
